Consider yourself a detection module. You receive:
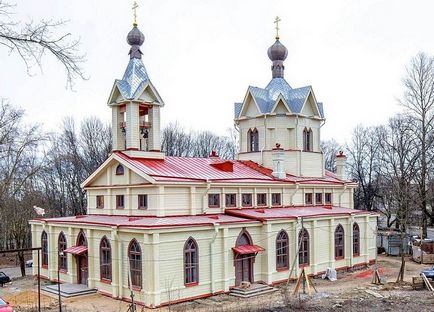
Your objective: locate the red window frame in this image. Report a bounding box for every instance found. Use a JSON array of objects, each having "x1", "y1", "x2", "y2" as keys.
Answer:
[
  {"x1": 315, "y1": 193, "x2": 323, "y2": 204},
  {"x1": 100, "y1": 237, "x2": 112, "y2": 281},
  {"x1": 271, "y1": 193, "x2": 281, "y2": 206},
  {"x1": 241, "y1": 194, "x2": 252, "y2": 207},
  {"x1": 325, "y1": 192, "x2": 332, "y2": 204},
  {"x1": 225, "y1": 194, "x2": 237, "y2": 207},
  {"x1": 115, "y1": 164, "x2": 124, "y2": 175},
  {"x1": 257, "y1": 193, "x2": 267, "y2": 206},
  {"x1": 138, "y1": 194, "x2": 148, "y2": 210},
  {"x1": 128, "y1": 239, "x2": 142, "y2": 288},
  {"x1": 116, "y1": 195, "x2": 124, "y2": 209},
  {"x1": 305, "y1": 193, "x2": 313, "y2": 205},
  {"x1": 298, "y1": 228, "x2": 310, "y2": 267},
  {"x1": 96, "y1": 195, "x2": 104, "y2": 209},
  {"x1": 208, "y1": 194, "x2": 220, "y2": 208},
  {"x1": 276, "y1": 230, "x2": 289, "y2": 270},
  {"x1": 184, "y1": 238, "x2": 199, "y2": 286},
  {"x1": 335, "y1": 224, "x2": 345, "y2": 260}
]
